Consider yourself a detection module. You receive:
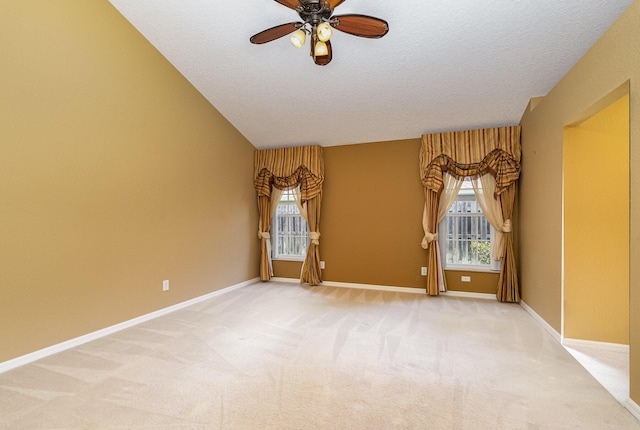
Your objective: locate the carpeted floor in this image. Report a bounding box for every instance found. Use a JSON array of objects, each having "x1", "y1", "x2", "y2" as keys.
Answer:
[{"x1": 0, "y1": 281, "x2": 638, "y2": 429}]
